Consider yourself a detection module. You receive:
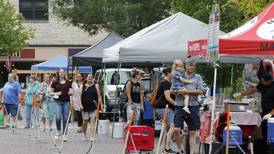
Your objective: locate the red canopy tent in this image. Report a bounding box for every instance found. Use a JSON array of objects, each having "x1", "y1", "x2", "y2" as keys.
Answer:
[
  {"x1": 220, "y1": 2, "x2": 274, "y2": 55},
  {"x1": 188, "y1": 2, "x2": 274, "y2": 61}
]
